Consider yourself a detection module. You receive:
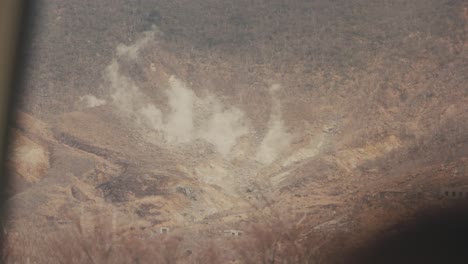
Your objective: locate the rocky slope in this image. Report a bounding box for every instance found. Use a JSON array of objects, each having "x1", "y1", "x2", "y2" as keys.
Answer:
[{"x1": 5, "y1": 0, "x2": 468, "y2": 261}]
